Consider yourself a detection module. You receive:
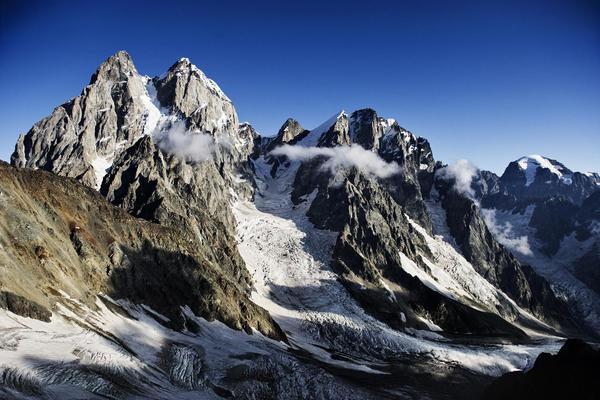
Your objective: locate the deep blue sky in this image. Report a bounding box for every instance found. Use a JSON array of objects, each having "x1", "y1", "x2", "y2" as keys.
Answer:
[{"x1": 1, "y1": 0, "x2": 599, "y2": 173}]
